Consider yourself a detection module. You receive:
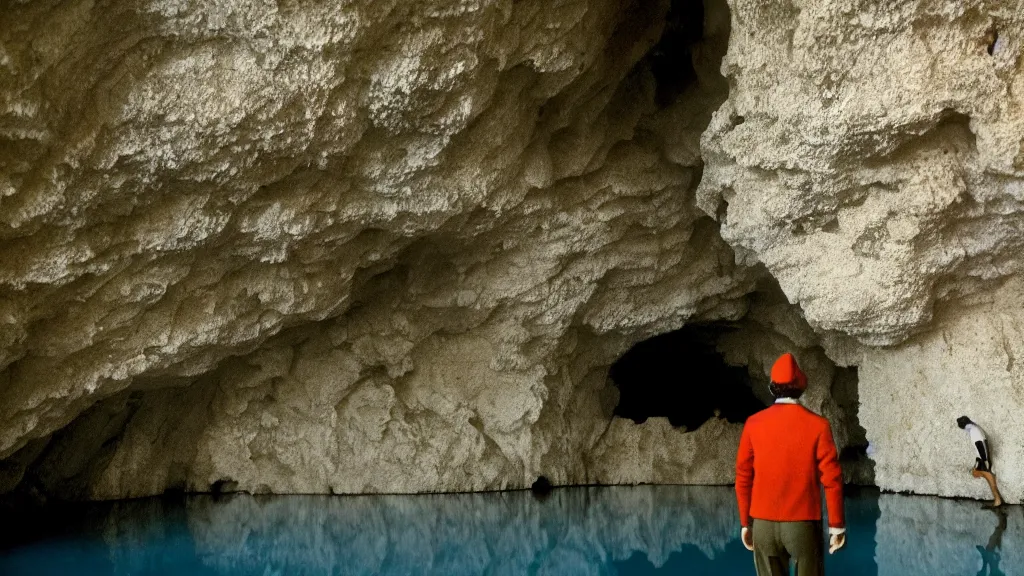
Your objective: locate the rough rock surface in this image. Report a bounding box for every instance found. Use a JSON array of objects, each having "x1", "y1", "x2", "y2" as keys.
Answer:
[
  {"x1": 4, "y1": 0, "x2": 1024, "y2": 501},
  {"x1": 0, "y1": 0, "x2": 772, "y2": 498},
  {"x1": 857, "y1": 276, "x2": 1024, "y2": 503},
  {"x1": 696, "y1": 0, "x2": 1024, "y2": 499},
  {"x1": 699, "y1": 0, "x2": 1024, "y2": 345}
]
